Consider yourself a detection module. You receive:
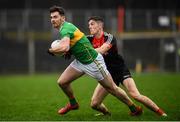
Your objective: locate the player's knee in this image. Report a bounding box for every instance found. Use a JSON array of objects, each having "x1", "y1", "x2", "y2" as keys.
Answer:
[
  {"x1": 90, "y1": 99, "x2": 100, "y2": 109},
  {"x1": 57, "y1": 80, "x2": 63, "y2": 87},
  {"x1": 57, "y1": 78, "x2": 67, "y2": 87}
]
